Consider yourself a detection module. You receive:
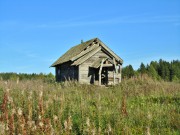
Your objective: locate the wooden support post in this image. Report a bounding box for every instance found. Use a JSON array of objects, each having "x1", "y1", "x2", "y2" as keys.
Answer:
[
  {"x1": 78, "y1": 65, "x2": 80, "y2": 82},
  {"x1": 113, "y1": 71, "x2": 115, "y2": 85},
  {"x1": 99, "y1": 59, "x2": 104, "y2": 85},
  {"x1": 119, "y1": 64, "x2": 122, "y2": 83},
  {"x1": 113, "y1": 58, "x2": 117, "y2": 73}
]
